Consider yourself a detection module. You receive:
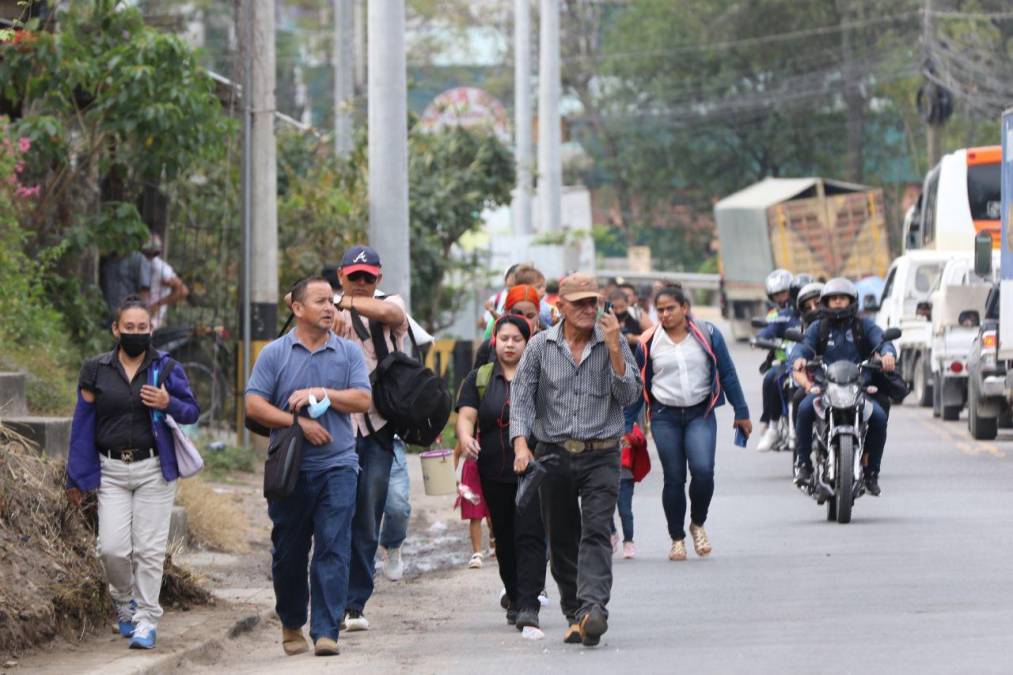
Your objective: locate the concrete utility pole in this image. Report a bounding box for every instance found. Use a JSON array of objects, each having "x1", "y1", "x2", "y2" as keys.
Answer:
[
  {"x1": 353, "y1": 0, "x2": 367, "y2": 96},
  {"x1": 513, "y1": 0, "x2": 533, "y2": 235},
  {"x1": 368, "y1": 0, "x2": 411, "y2": 305},
  {"x1": 333, "y1": 0, "x2": 354, "y2": 157},
  {"x1": 538, "y1": 0, "x2": 561, "y2": 233},
  {"x1": 239, "y1": 0, "x2": 278, "y2": 445}
]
